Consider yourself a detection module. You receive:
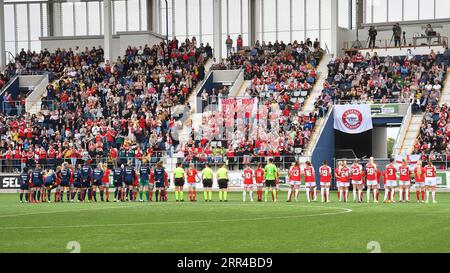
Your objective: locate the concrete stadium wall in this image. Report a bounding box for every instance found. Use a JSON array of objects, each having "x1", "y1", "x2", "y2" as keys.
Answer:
[
  {"x1": 311, "y1": 109, "x2": 335, "y2": 189},
  {"x1": 40, "y1": 31, "x2": 164, "y2": 61}
]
